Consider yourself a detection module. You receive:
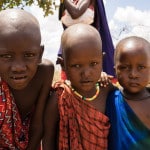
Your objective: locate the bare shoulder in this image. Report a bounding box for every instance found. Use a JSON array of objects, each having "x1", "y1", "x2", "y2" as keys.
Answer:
[
  {"x1": 39, "y1": 58, "x2": 54, "y2": 70},
  {"x1": 36, "y1": 58, "x2": 54, "y2": 81}
]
